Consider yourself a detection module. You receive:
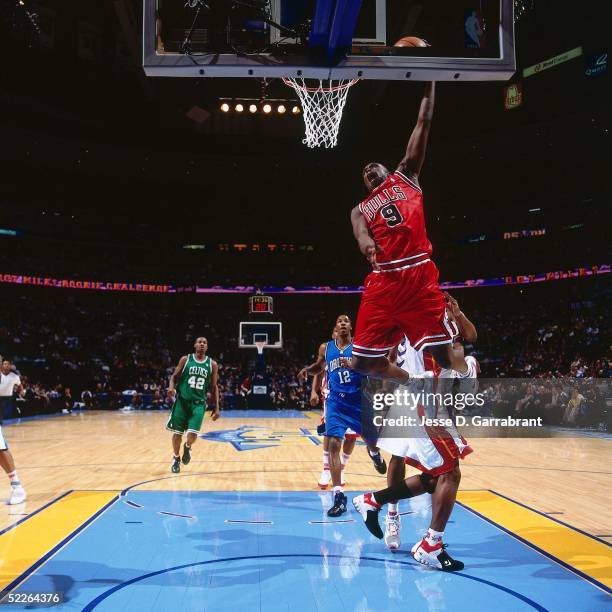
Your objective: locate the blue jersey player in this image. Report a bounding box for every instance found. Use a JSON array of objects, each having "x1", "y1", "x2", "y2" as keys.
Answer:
[{"x1": 299, "y1": 315, "x2": 387, "y2": 517}]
